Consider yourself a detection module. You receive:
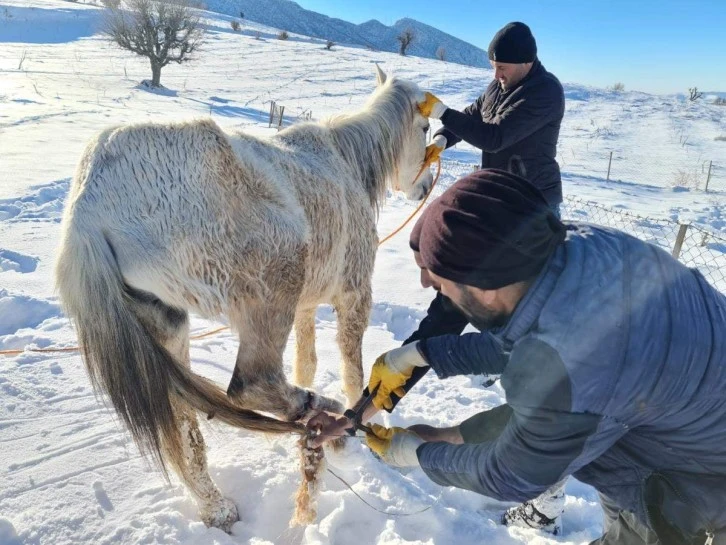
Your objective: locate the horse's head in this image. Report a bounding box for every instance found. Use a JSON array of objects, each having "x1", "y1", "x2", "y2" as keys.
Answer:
[{"x1": 374, "y1": 66, "x2": 434, "y2": 201}]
